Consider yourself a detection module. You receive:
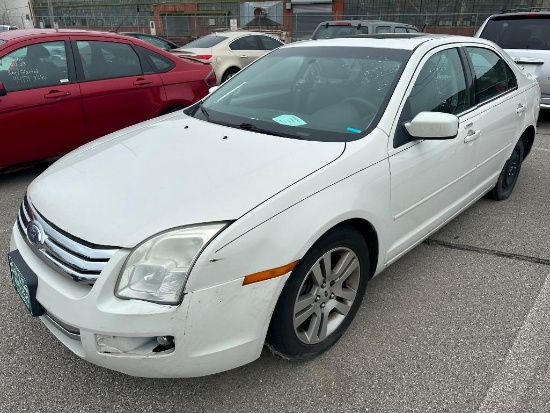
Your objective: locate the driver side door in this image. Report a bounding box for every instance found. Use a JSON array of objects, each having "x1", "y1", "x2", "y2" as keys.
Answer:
[{"x1": 386, "y1": 46, "x2": 483, "y2": 264}]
